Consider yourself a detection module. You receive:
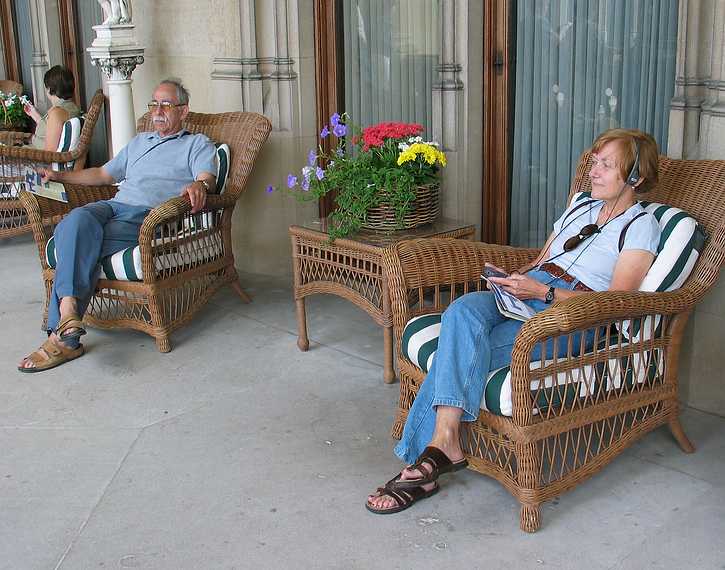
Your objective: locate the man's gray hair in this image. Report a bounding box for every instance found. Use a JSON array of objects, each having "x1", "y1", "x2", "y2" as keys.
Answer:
[{"x1": 158, "y1": 78, "x2": 190, "y2": 105}]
